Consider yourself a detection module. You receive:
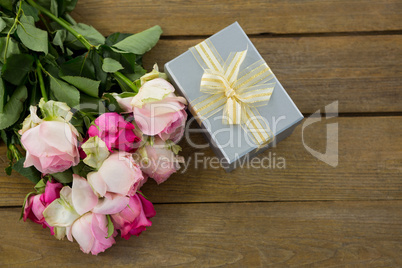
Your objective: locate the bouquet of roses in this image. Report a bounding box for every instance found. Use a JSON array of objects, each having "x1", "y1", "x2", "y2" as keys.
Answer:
[{"x1": 0, "y1": 0, "x2": 187, "y2": 255}]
